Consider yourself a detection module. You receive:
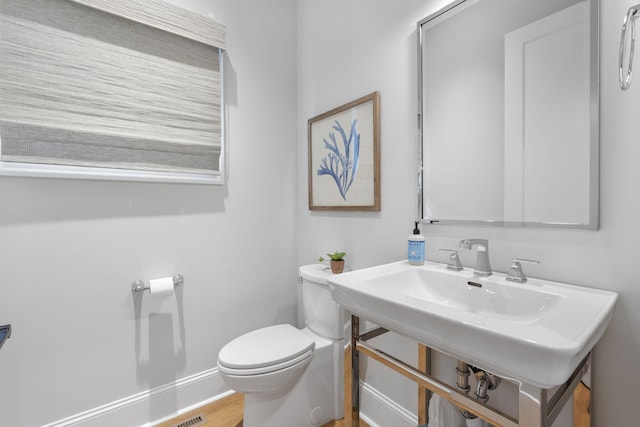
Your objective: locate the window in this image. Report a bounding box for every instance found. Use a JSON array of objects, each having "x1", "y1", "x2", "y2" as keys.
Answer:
[{"x1": 0, "y1": 0, "x2": 226, "y2": 184}]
